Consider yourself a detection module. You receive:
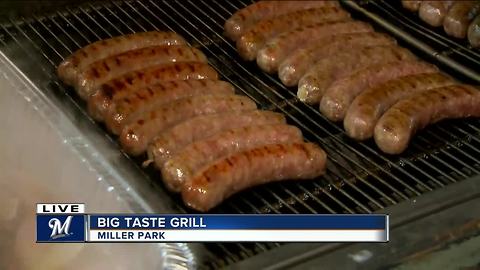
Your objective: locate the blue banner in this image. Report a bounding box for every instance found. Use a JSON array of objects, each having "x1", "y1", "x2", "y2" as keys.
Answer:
[
  {"x1": 89, "y1": 214, "x2": 387, "y2": 230},
  {"x1": 37, "y1": 215, "x2": 85, "y2": 242}
]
